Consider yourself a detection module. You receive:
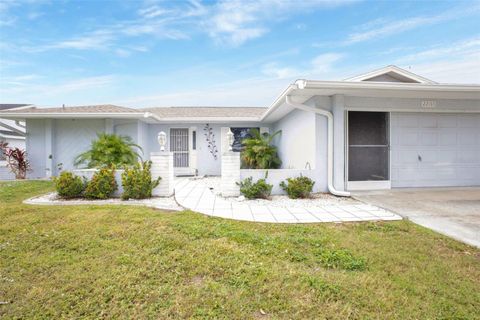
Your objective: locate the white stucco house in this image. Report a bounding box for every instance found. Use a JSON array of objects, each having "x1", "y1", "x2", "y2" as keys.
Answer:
[{"x1": 1, "y1": 66, "x2": 479, "y2": 193}]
